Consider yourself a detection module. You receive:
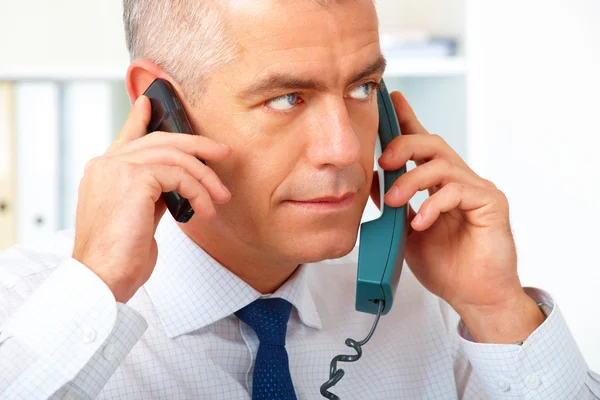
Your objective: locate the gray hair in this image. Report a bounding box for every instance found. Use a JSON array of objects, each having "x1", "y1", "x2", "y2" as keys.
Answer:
[
  {"x1": 123, "y1": 0, "x2": 371, "y2": 103},
  {"x1": 123, "y1": 1, "x2": 238, "y2": 103}
]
